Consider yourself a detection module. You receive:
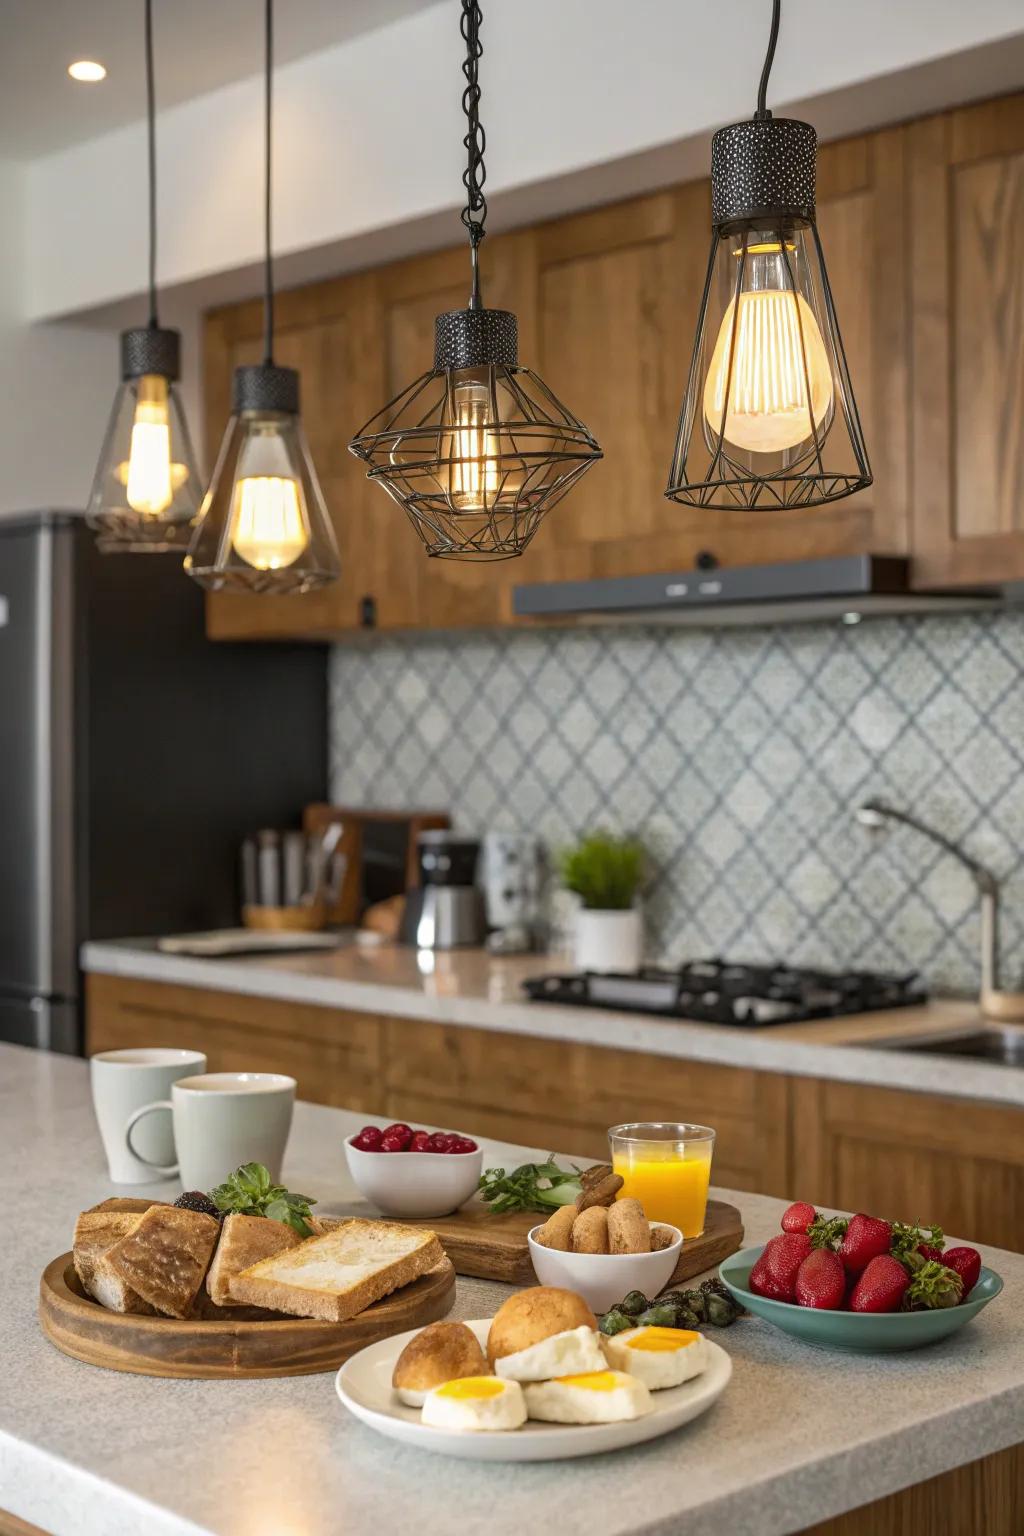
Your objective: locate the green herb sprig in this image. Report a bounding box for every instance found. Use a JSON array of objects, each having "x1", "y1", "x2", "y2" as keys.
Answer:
[
  {"x1": 477, "y1": 1158, "x2": 583, "y2": 1214},
  {"x1": 210, "y1": 1162, "x2": 317, "y2": 1237}
]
